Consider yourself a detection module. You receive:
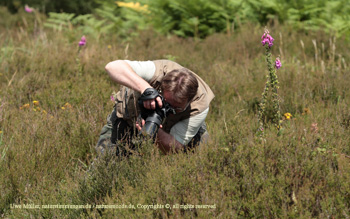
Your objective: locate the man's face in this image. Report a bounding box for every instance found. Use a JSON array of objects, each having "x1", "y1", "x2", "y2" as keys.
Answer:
[{"x1": 163, "y1": 90, "x2": 189, "y2": 113}]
